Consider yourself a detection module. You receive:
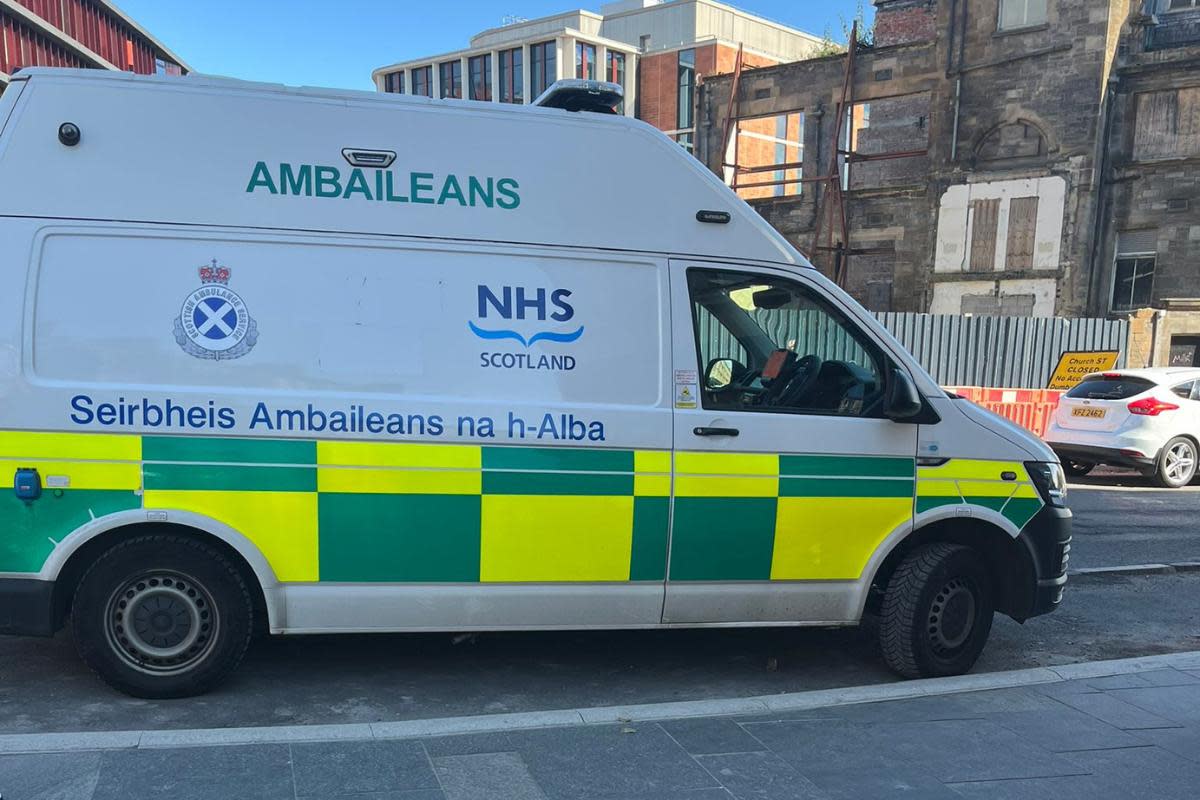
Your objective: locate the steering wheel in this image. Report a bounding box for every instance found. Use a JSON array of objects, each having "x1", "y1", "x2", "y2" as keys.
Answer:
[{"x1": 777, "y1": 354, "x2": 823, "y2": 407}]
